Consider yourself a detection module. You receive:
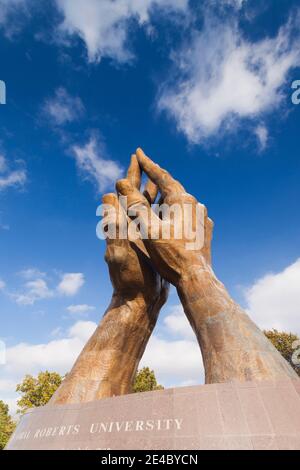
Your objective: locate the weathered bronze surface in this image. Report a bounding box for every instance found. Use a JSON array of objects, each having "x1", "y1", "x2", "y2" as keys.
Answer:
[
  {"x1": 49, "y1": 148, "x2": 298, "y2": 406},
  {"x1": 115, "y1": 149, "x2": 298, "y2": 384}
]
